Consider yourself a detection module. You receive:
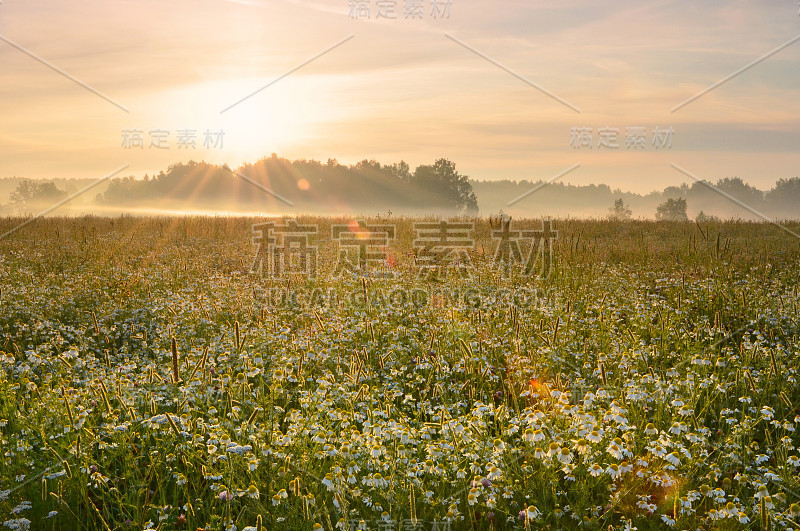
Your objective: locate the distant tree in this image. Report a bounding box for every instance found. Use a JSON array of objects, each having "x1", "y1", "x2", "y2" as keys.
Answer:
[
  {"x1": 97, "y1": 176, "x2": 140, "y2": 204},
  {"x1": 715, "y1": 177, "x2": 763, "y2": 205},
  {"x1": 354, "y1": 159, "x2": 382, "y2": 172},
  {"x1": 383, "y1": 161, "x2": 412, "y2": 183},
  {"x1": 663, "y1": 184, "x2": 689, "y2": 199},
  {"x1": 608, "y1": 198, "x2": 632, "y2": 220},
  {"x1": 9, "y1": 179, "x2": 68, "y2": 213},
  {"x1": 656, "y1": 197, "x2": 688, "y2": 221},
  {"x1": 411, "y1": 158, "x2": 478, "y2": 213},
  {"x1": 695, "y1": 210, "x2": 720, "y2": 223},
  {"x1": 766, "y1": 177, "x2": 800, "y2": 217}
]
